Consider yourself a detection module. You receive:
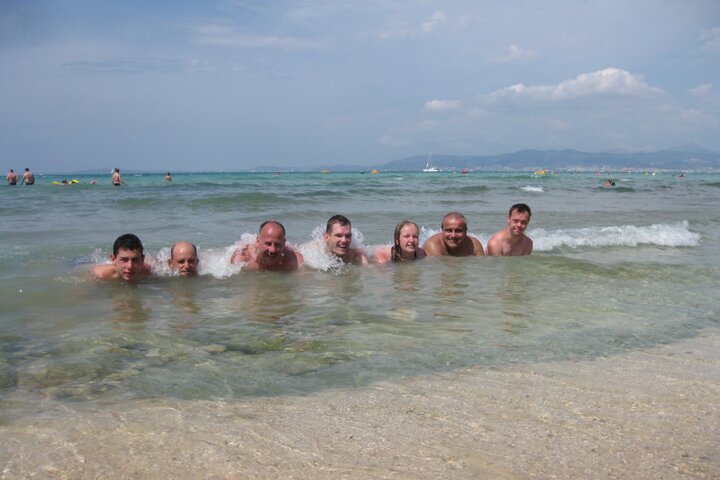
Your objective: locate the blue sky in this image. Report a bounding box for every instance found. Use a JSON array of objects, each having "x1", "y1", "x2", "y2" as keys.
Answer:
[{"x1": 1, "y1": 0, "x2": 719, "y2": 172}]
